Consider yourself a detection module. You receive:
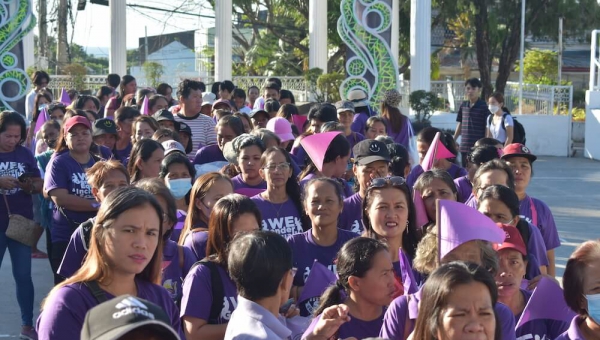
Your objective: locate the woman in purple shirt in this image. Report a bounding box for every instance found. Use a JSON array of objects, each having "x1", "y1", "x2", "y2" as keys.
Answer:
[
  {"x1": 361, "y1": 176, "x2": 422, "y2": 297},
  {"x1": 112, "y1": 107, "x2": 140, "y2": 161},
  {"x1": 414, "y1": 169, "x2": 459, "y2": 229},
  {"x1": 477, "y1": 185, "x2": 548, "y2": 279},
  {"x1": 194, "y1": 115, "x2": 244, "y2": 167},
  {"x1": 252, "y1": 147, "x2": 308, "y2": 238},
  {"x1": 36, "y1": 187, "x2": 182, "y2": 340},
  {"x1": 0, "y1": 111, "x2": 43, "y2": 339},
  {"x1": 126, "y1": 139, "x2": 165, "y2": 183},
  {"x1": 380, "y1": 89, "x2": 412, "y2": 148},
  {"x1": 406, "y1": 127, "x2": 467, "y2": 189},
  {"x1": 288, "y1": 178, "x2": 357, "y2": 316},
  {"x1": 179, "y1": 172, "x2": 233, "y2": 260},
  {"x1": 303, "y1": 238, "x2": 396, "y2": 339},
  {"x1": 223, "y1": 134, "x2": 267, "y2": 191},
  {"x1": 494, "y1": 224, "x2": 568, "y2": 339},
  {"x1": 558, "y1": 240, "x2": 600, "y2": 340},
  {"x1": 455, "y1": 144, "x2": 500, "y2": 203},
  {"x1": 181, "y1": 194, "x2": 261, "y2": 340},
  {"x1": 501, "y1": 143, "x2": 561, "y2": 277}
]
